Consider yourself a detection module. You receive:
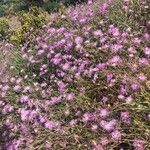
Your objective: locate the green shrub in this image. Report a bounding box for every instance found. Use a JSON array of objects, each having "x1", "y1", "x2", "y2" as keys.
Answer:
[
  {"x1": 0, "y1": 18, "x2": 9, "y2": 39},
  {"x1": 19, "y1": 7, "x2": 47, "y2": 32},
  {"x1": 10, "y1": 7, "x2": 47, "y2": 45},
  {"x1": 63, "y1": 0, "x2": 85, "y2": 6},
  {"x1": 10, "y1": 29, "x2": 25, "y2": 45},
  {"x1": 43, "y1": 1, "x2": 61, "y2": 12},
  {"x1": 0, "y1": 6, "x2": 6, "y2": 17}
]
